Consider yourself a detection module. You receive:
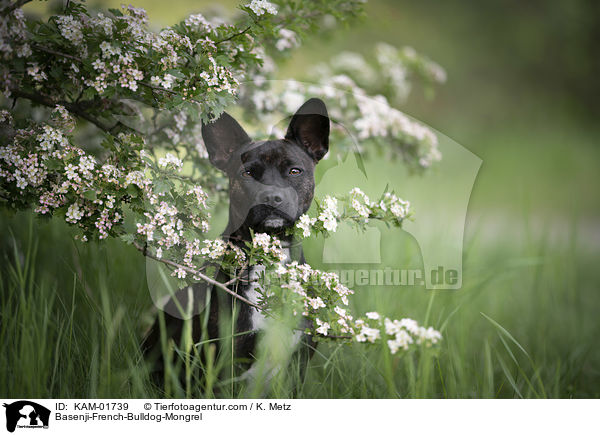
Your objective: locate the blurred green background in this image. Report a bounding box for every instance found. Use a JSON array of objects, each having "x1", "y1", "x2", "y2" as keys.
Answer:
[{"x1": 2, "y1": 0, "x2": 599, "y2": 398}]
